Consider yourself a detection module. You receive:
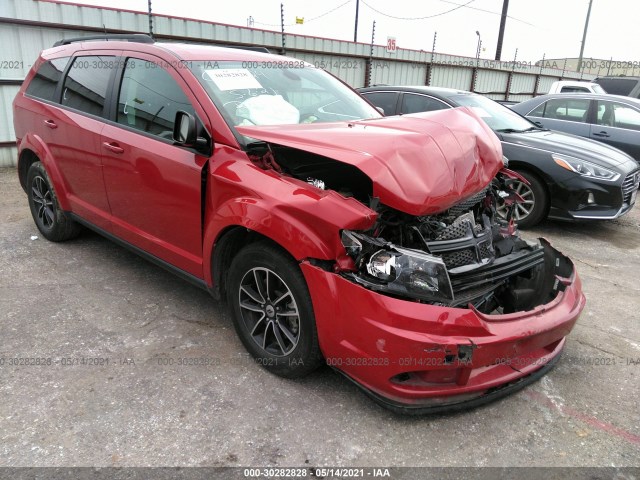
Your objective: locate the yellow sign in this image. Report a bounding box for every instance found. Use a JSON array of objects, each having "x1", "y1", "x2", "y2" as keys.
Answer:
[{"x1": 296, "y1": 17, "x2": 304, "y2": 24}]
